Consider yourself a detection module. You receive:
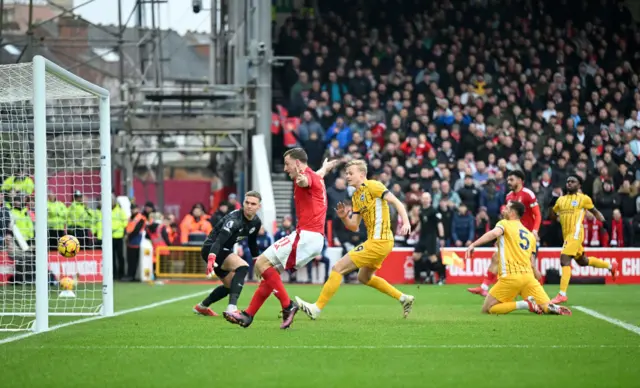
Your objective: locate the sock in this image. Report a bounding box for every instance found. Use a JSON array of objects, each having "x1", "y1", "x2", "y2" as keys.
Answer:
[
  {"x1": 245, "y1": 281, "x2": 273, "y2": 317},
  {"x1": 588, "y1": 257, "x2": 611, "y2": 269},
  {"x1": 559, "y1": 266, "x2": 571, "y2": 295},
  {"x1": 515, "y1": 300, "x2": 529, "y2": 310},
  {"x1": 481, "y1": 271, "x2": 497, "y2": 290},
  {"x1": 489, "y1": 302, "x2": 517, "y2": 314},
  {"x1": 261, "y1": 267, "x2": 291, "y2": 309},
  {"x1": 201, "y1": 286, "x2": 230, "y2": 307},
  {"x1": 228, "y1": 266, "x2": 249, "y2": 306},
  {"x1": 541, "y1": 304, "x2": 550, "y2": 314},
  {"x1": 366, "y1": 276, "x2": 403, "y2": 300},
  {"x1": 316, "y1": 271, "x2": 343, "y2": 310}
]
